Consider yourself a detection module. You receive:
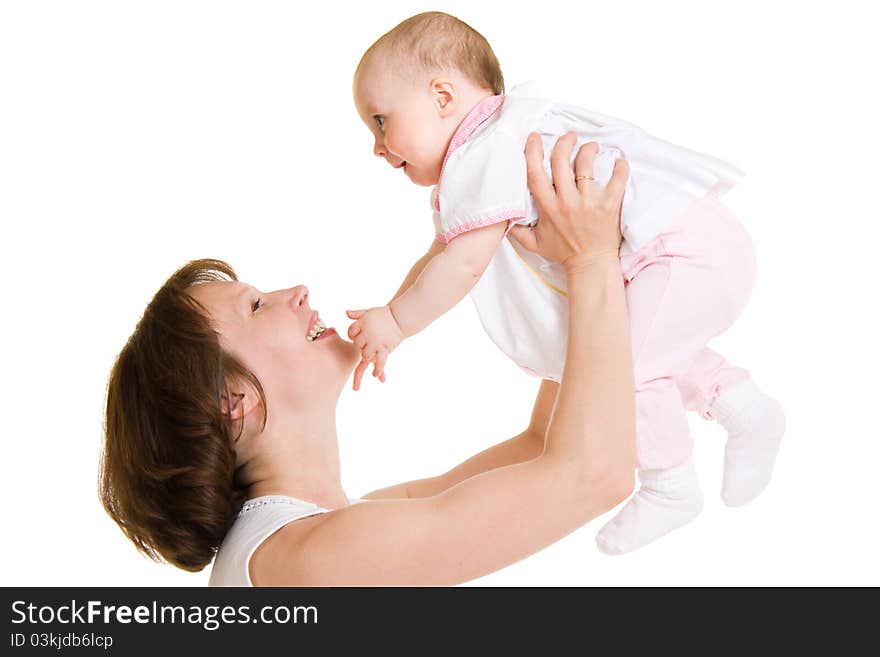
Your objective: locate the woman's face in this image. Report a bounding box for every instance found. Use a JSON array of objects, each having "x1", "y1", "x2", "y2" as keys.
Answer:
[{"x1": 188, "y1": 280, "x2": 360, "y2": 424}]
